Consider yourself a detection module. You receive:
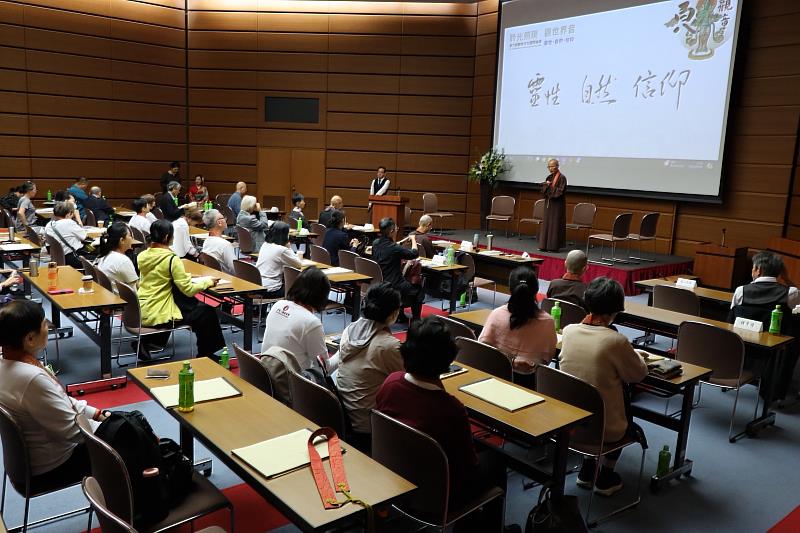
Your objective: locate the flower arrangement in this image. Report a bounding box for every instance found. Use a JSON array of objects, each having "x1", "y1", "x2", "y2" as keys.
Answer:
[{"x1": 467, "y1": 148, "x2": 509, "y2": 188}]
